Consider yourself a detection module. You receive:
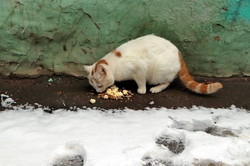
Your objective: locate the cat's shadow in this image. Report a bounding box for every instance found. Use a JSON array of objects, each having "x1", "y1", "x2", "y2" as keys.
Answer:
[
  {"x1": 115, "y1": 79, "x2": 182, "y2": 93},
  {"x1": 115, "y1": 80, "x2": 138, "y2": 92},
  {"x1": 85, "y1": 79, "x2": 214, "y2": 97}
]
